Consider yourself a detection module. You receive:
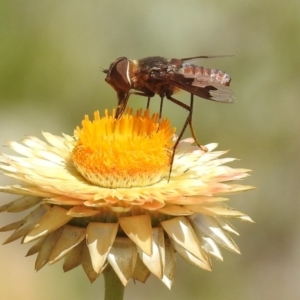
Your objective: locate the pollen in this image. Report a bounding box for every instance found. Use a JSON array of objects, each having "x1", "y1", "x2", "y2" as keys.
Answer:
[{"x1": 72, "y1": 109, "x2": 175, "y2": 188}]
